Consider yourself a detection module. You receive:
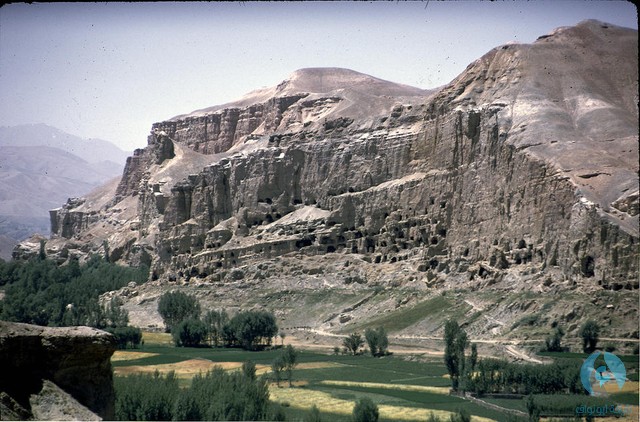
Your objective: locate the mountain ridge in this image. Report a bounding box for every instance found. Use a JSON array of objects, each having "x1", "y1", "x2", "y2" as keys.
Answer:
[
  {"x1": 170, "y1": 67, "x2": 432, "y2": 121},
  {"x1": 19, "y1": 20, "x2": 639, "y2": 342},
  {"x1": 0, "y1": 123, "x2": 130, "y2": 166}
]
